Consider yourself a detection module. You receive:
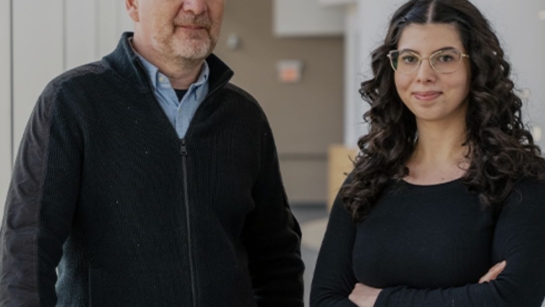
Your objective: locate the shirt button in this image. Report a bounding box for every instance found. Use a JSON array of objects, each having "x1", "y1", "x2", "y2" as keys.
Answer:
[{"x1": 159, "y1": 76, "x2": 165, "y2": 83}]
